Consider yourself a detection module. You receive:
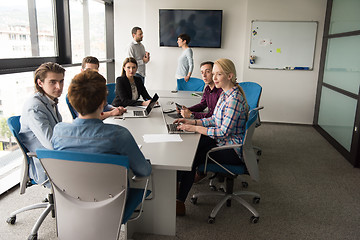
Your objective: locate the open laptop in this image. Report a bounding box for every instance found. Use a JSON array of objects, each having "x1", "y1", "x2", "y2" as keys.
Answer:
[
  {"x1": 123, "y1": 93, "x2": 159, "y2": 118},
  {"x1": 161, "y1": 107, "x2": 195, "y2": 134}
]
